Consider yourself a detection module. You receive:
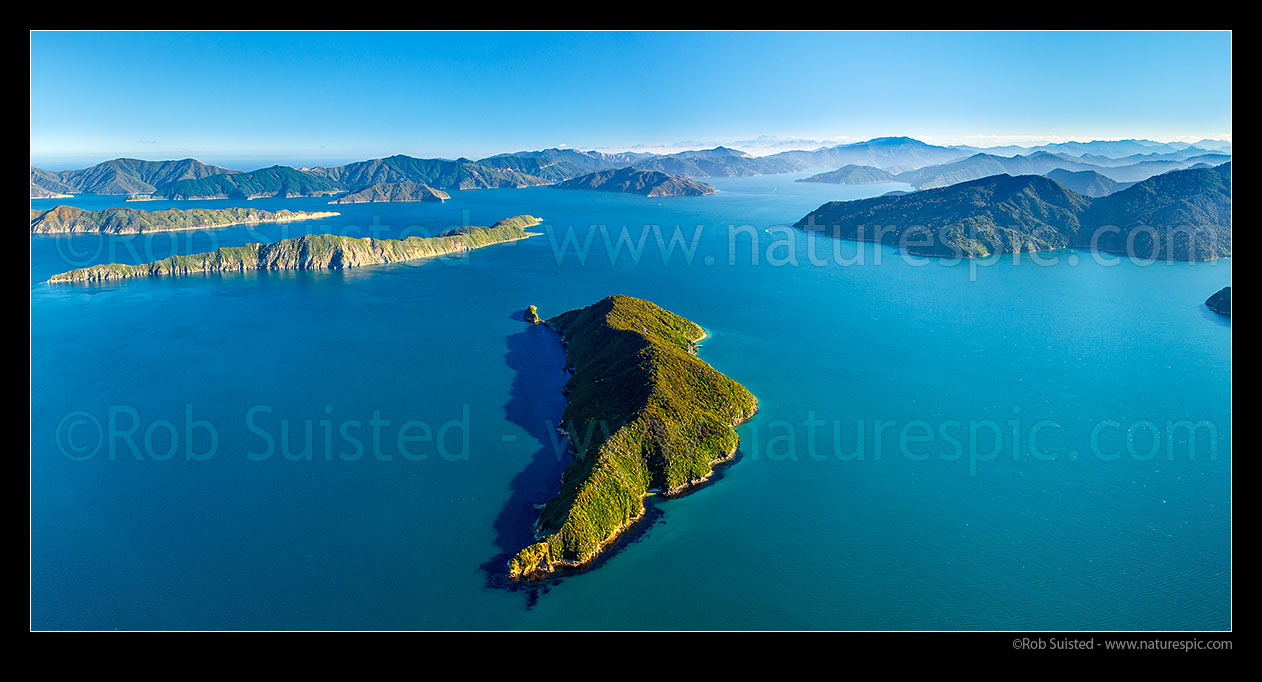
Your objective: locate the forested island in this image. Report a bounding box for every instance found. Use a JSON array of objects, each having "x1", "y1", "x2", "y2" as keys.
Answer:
[
  {"x1": 507, "y1": 295, "x2": 757, "y2": 580},
  {"x1": 555, "y1": 167, "x2": 717, "y2": 197},
  {"x1": 795, "y1": 163, "x2": 1231, "y2": 261},
  {"x1": 1205, "y1": 286, "x2": 1231, "y2": 316},
  {"x1": 329, "y1": 182, "x2": 450, "y2": 204},
  {"x1": 47, "y1": 215, "x2": 541, "y2": 283},
  {"x1": 30, "y1": 205, "x2": 339, "y2": 234}
]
